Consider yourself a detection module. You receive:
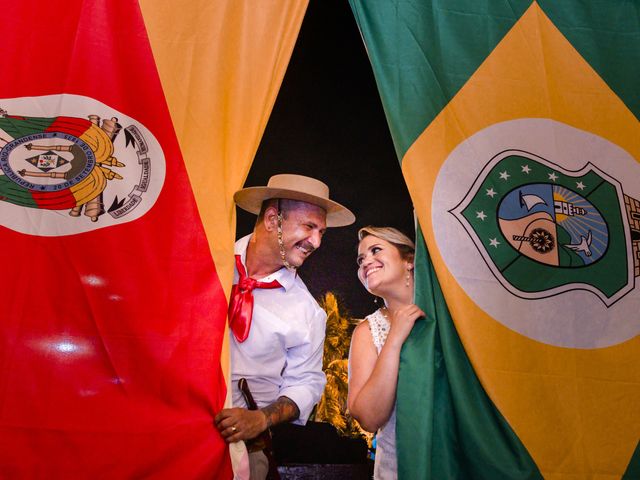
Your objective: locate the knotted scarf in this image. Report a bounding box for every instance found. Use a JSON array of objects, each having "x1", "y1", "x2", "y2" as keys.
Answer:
[{"x1": 228, "y1": 255, "x2": 282, "y2": 342}]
